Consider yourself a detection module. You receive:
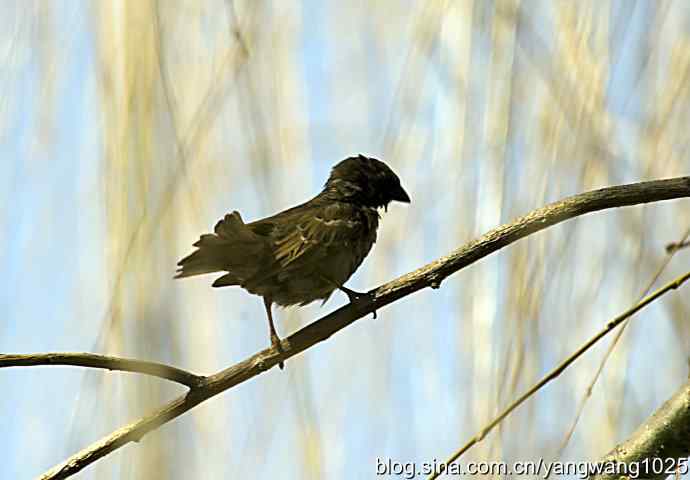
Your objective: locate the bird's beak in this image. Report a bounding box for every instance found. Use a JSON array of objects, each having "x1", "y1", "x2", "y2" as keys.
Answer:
[{"x1": 392, "y1": 184, "x2": 411, "y2": 203}]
